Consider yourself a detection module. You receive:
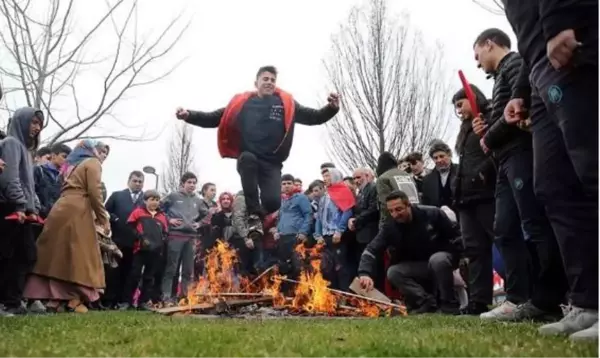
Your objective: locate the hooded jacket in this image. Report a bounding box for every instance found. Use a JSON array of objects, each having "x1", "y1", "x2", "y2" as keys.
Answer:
[{"x1": 0, "y1": 107, "x2": 42, "y2": 213}]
